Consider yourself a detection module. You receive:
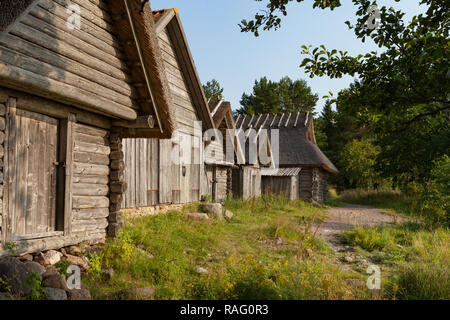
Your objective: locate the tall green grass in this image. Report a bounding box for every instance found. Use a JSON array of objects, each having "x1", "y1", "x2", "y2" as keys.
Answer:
[{"x1": 83, "y1": 196, "x2": 369, "y2": 300}]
